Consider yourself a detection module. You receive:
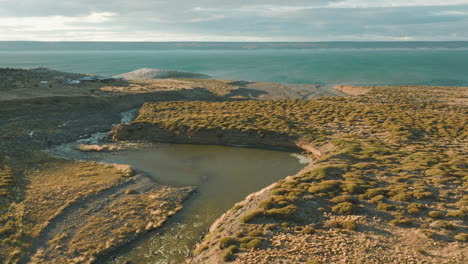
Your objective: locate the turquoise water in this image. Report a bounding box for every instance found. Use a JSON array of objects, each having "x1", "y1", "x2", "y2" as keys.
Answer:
[{"x1": 1, "y1": 42, "x2": 468, "y2": 86}]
